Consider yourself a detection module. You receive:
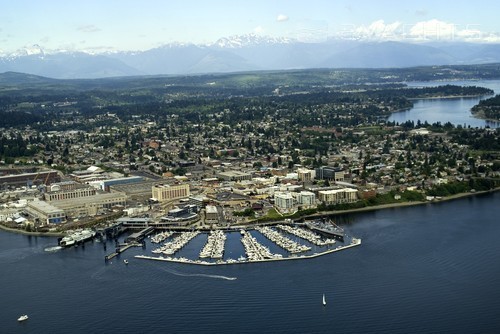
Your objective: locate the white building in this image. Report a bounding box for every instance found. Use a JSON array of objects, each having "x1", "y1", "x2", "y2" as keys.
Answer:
[
  {"x1": 274, "y1": 192, "x2": 295, "y2": 212},
  {"x1": 295, "y1": 191, "x2": 316, "y2": 208},
  {"x1": 318, "y1": 188, "x2": 358, "y2": 205}
]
